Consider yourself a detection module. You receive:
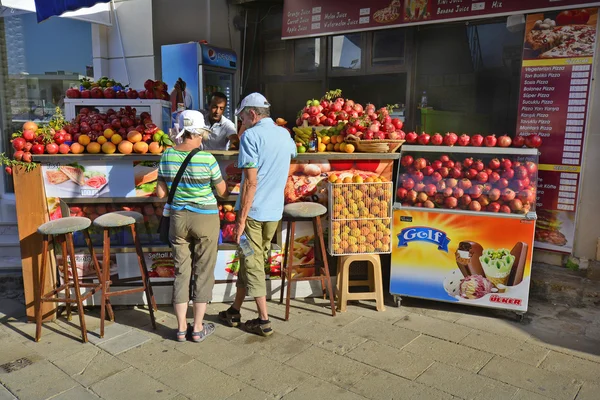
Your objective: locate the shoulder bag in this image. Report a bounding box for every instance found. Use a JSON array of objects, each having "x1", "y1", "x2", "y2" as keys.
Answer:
[{"x1": 158, "y1": 148, "x2": 200, "y2": 244}]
